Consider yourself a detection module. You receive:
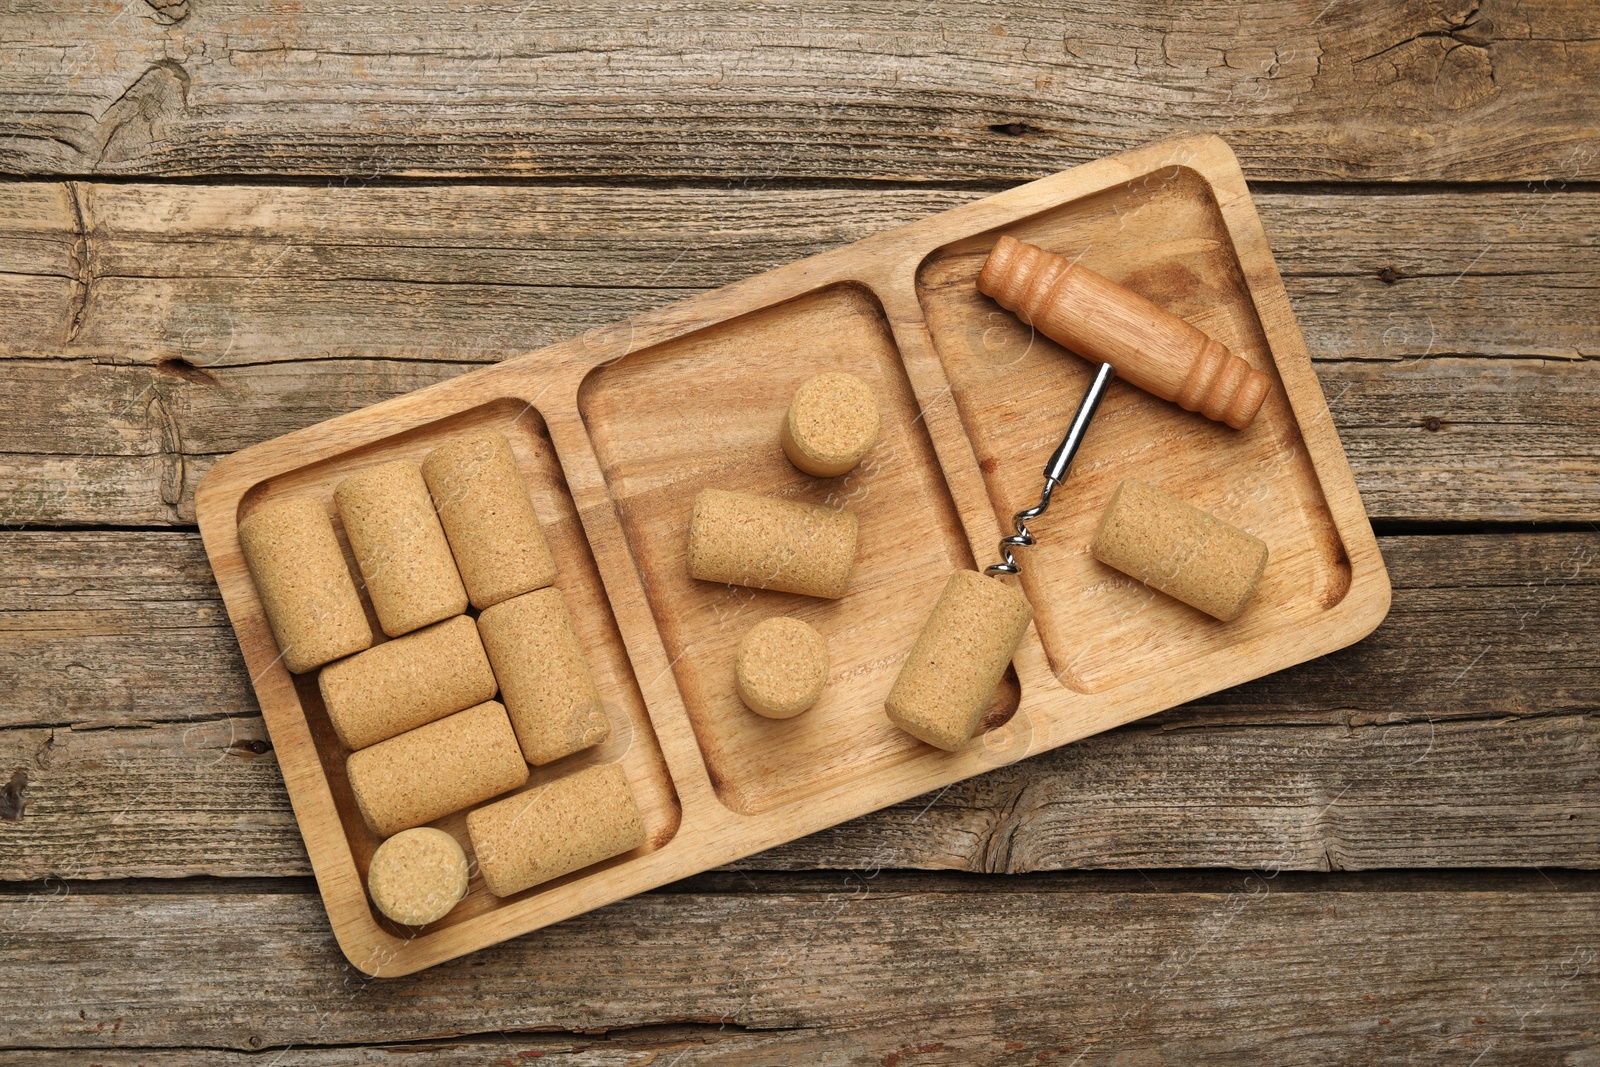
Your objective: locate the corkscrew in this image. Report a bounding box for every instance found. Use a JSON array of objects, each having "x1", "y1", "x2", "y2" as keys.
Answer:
[
  {"x1": 976, "y1": 234, "x2": 1268, "y2": 577},
  {"x1": 986, "y1": 362, "x2": 1115, "y2": 576},
  {"x1": 884, "y1": 234, "x2": 1276, "y2": 753}
]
